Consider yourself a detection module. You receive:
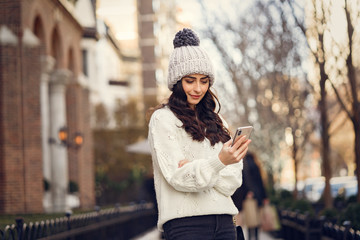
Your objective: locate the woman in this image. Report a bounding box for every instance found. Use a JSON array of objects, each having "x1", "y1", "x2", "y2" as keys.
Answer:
[
  {"x1": 148, "y1": 28, "x2": 251, "y2": 240},
  {"x1": 239, "y1": 152, "x2": 268, "y2": 240}
]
